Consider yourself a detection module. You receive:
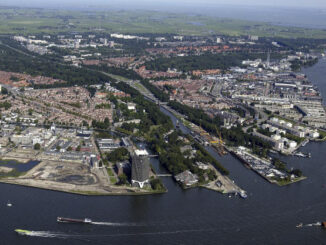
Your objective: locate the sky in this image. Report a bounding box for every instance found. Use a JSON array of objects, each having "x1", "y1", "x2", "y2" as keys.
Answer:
[
  {"x1": 161, "y1": 0, "x2": 326, "y2": 8},
  {"x1": 187, "y1": 0, "x2": 326, "y2": 8},
  {"x1": 1, "y1": 0, "x2": 326, "y2": 9}
]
